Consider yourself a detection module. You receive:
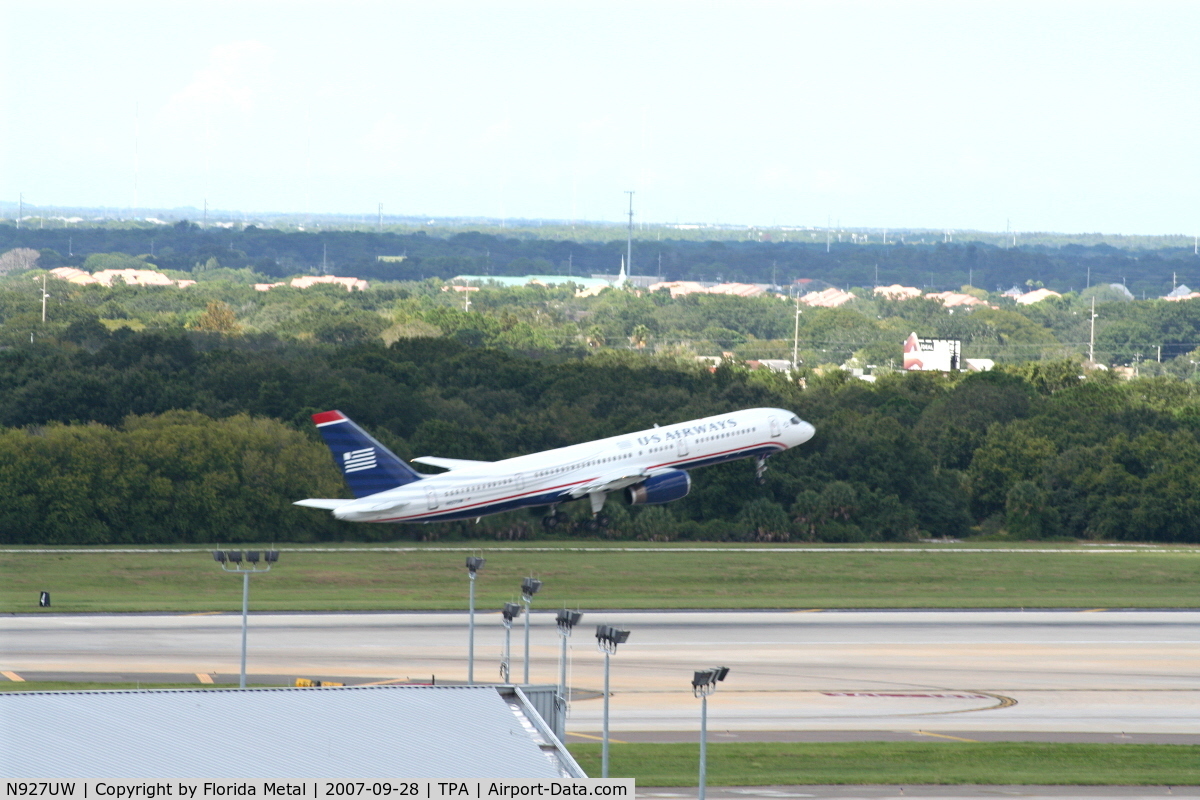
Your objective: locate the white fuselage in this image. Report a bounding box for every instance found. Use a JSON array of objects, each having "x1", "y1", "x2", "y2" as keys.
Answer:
[{"x1": 331, "y1": 407, "x2": 815, "y2": 523}]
